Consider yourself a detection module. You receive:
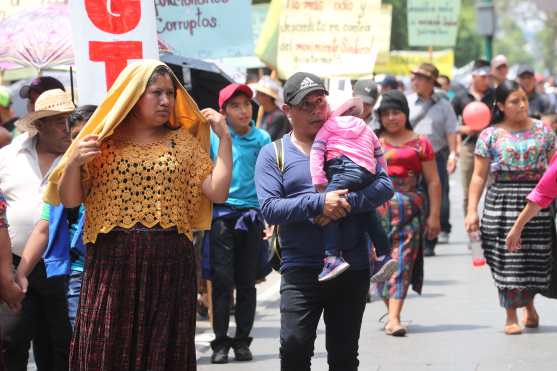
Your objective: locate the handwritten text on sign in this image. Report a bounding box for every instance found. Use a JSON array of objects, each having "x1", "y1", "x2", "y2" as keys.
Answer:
[
  {"x1": 407, "y1": 0, "x2": 461, "y2": 47},
  {"x1": 70, "y1": 0, "x2": 159, "y2": 104},
  {"x1": 277, "y1": 0, "x2": 389, "y2": 79},
  {"x1": 155, "y1": 0, "x2": 253, "y2": 59}
]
